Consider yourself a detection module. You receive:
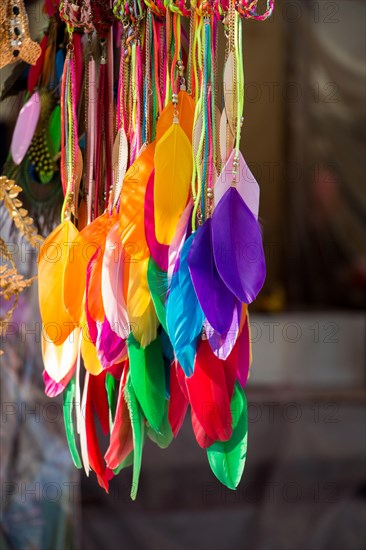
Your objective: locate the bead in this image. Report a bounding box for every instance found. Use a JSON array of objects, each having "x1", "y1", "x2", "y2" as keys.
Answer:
[
  {"x1": 14, "y1": 27, "x2": 20, "y2": 36},
  {"x1": 12, "y1": 6, "x2": 20, "y2": 16},
  {"x1": 12, "y1": 49, "x2": 20, "y2": 57}
]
